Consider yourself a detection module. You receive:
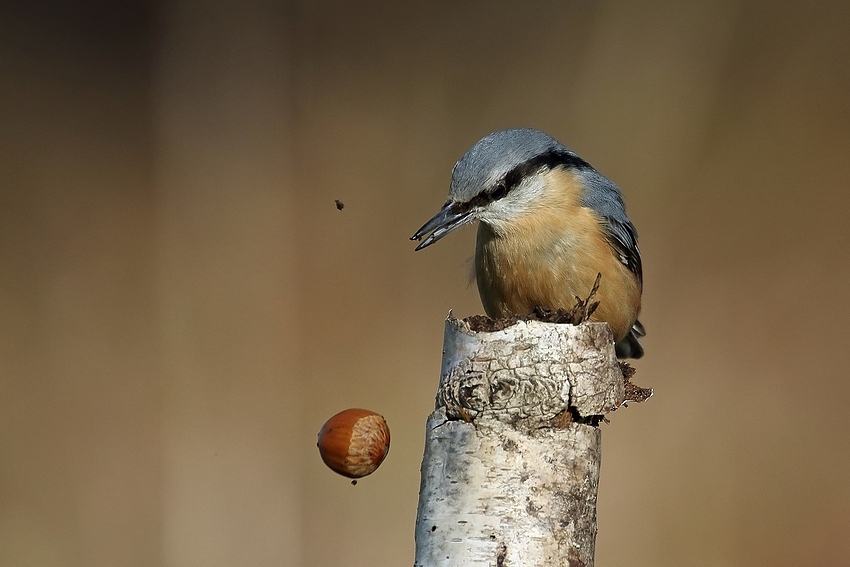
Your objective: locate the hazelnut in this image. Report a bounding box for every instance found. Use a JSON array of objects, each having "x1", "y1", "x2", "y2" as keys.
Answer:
[{"x1": 317, "y1": 408, "x2": 390, "y2": 478}]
